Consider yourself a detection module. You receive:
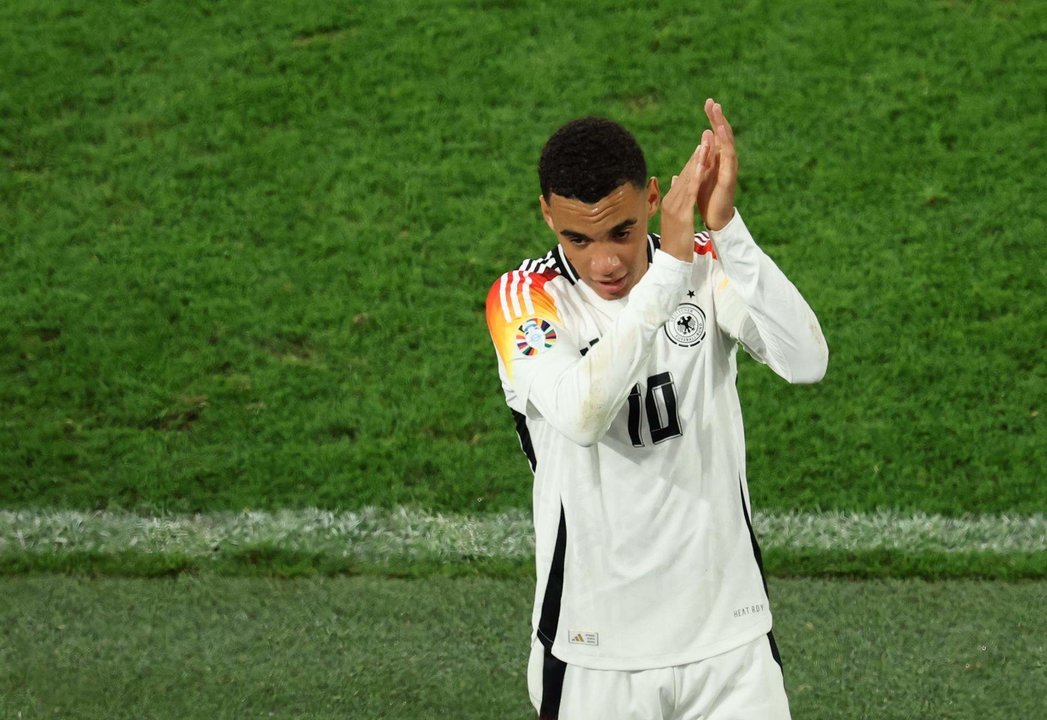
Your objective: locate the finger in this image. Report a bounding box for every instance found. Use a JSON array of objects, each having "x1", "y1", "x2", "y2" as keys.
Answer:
[
  {"x1": 711, "y1": 102, "x2": 735, "y2": 147},
  {"x1": 703, "y1": 99, "x2": 732, "y2": 146},
  {"x1": 668, "y1": 140, "x2": 706, "y2": 204},
  {"x1": 691, "y1": 140, "x2": 711, "y2": 187},
  {"x1": 697, "y1": 130, "x2": 715, "y2": 173},
  {"x1": 704, "y1": 97, "x2": 715, "y2": 128},
  {"x1": 679, "y1": 138, "x2": 705, "y2": 178},
  {"x1": 718, "y1": 106, "x2": 735, "y2": 144},
  {"x1": 705, "y1": 97, "x2": 724, "y2": 142},
  {"x1": 712, "y1": 111, "x2": 737, "y2": 177}
]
